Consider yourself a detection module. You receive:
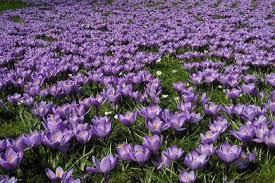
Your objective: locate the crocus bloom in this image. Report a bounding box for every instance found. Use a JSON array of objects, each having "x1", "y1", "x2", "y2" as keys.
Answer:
[
  {"x1": 230, "y1": 122, "x2": 255, "y2": 142},
  {"x1": 0, "y1": 148, "x2": 23, "y2": 170},
  {"x1": 116, "y1": 144, "x2": 135, "y2": 161},
  {"x1": 74, "y1": 123, "x2": 93, "y2": 144},
  {"x1": 92, "y1": 116, "x2": 112, "y2": 138},
  {"x1": 235, "y1": 151, "x2": 256, "y2": 169},
  {"x1": 143, "y1": 135, "x2": 163, "y2": 153},
  {"x1": 0, "y1": 175, "x2": 17, "y2": 183},
  {"x1": 196, "y1": 144, "x2": 215, "y2": 157},
  {"x1": 118, "y1": 111, "x2": 137, "y2": 127},
  {"x1": 204, "y1": 102, "x2": 221, "y2": 116},
  {"x1": 184, "y1": 150, "x2": 208, "y2": 170},
  {"x1": 43, "y1": 130, "x2": 73, "y2": 152},
  {"x1": 131, "y1": 145, "x2": 151, "y2": 165},
  {"x1": 264, "y1": 130, "x2": 275, "y2": 148},
  {"x1": 146, "y1": 117, "x2": 170, "y2": 134},
  {"x1": 46, "y1": 166, "x2": 80, "y2": 183},
  {"x1": 22, "y1": 131, "x2": 43, "y2": 149},
  {"x1": 163, "y1": 146, "x2": 184, "y2": 161},
  {"x1": 156, "y1": 152, "x2": 172, "y2": 170},
  {"x1": 200, "y1": 131, "x2": 219, "y2": 144},
  {"x1": 216, "y1": 143, "x2": 242, "y2": 163},
  {"x1": 86, "y1": 154, "x2": 117, "y2": 176},
  {"x1": 179, "y1": 170, "x2": 197, "y2": 183}
]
